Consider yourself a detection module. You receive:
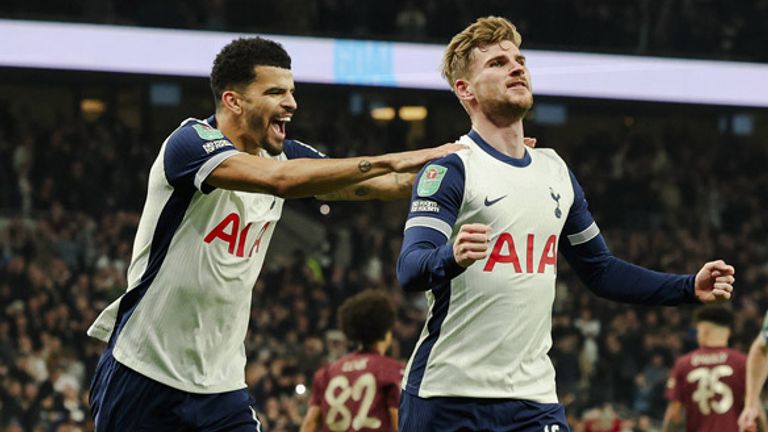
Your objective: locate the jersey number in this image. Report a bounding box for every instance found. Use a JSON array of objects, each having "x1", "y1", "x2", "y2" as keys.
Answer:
[
  {"x1": 686, "y1": 365, "x2": 734, "y2": 415},
  {"x1": 324, "y1": 372, "x2": 381, "y2": 431}
]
